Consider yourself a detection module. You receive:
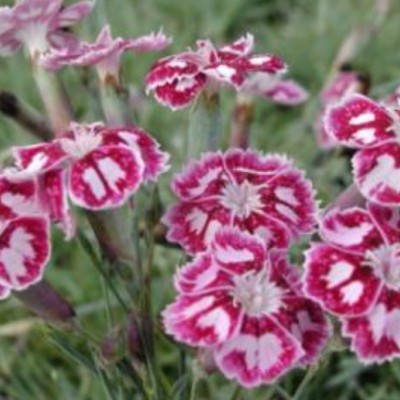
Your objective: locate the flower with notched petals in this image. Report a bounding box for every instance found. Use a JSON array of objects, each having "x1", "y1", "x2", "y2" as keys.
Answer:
[
  {"x1": 145, "y1": 33, "x2": 287, "y2": 110},
  {"x1": 324, "y1": 93, "x2": 400, "y2": 206},
  {"x1": 0, "y1": 176, "x2": 51, "y2": 299},
  {"x1": 163, "y1": 228, "x2": 330, "y2": 387},
  {"x1": 40, "y1": 25, "x2": 172, "y2": 86},
  {"x1": 8, "y1": 122, "x2": 169, "y2": 237},
  {"x1": 316, "y1": 71, "x2": 368, "y2": 149},
  {"x1": 304, "y1": 204, "x2": 400, "y2": 363},
  {"x1": 0, "y1": 0, "x2": 94, "y2": 59},
  {"x1": 163, "y1": 149, "x2": 317, "y2": 254}
]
